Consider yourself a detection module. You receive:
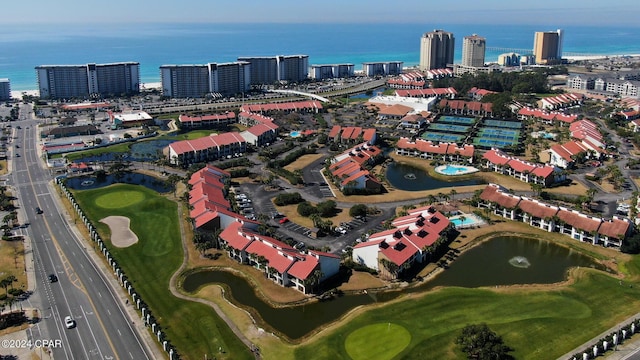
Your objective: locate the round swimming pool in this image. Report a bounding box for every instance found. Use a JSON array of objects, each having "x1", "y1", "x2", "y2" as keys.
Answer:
[{"x1": 435, "y1": 164, "x2": 479, "y2": 176}]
